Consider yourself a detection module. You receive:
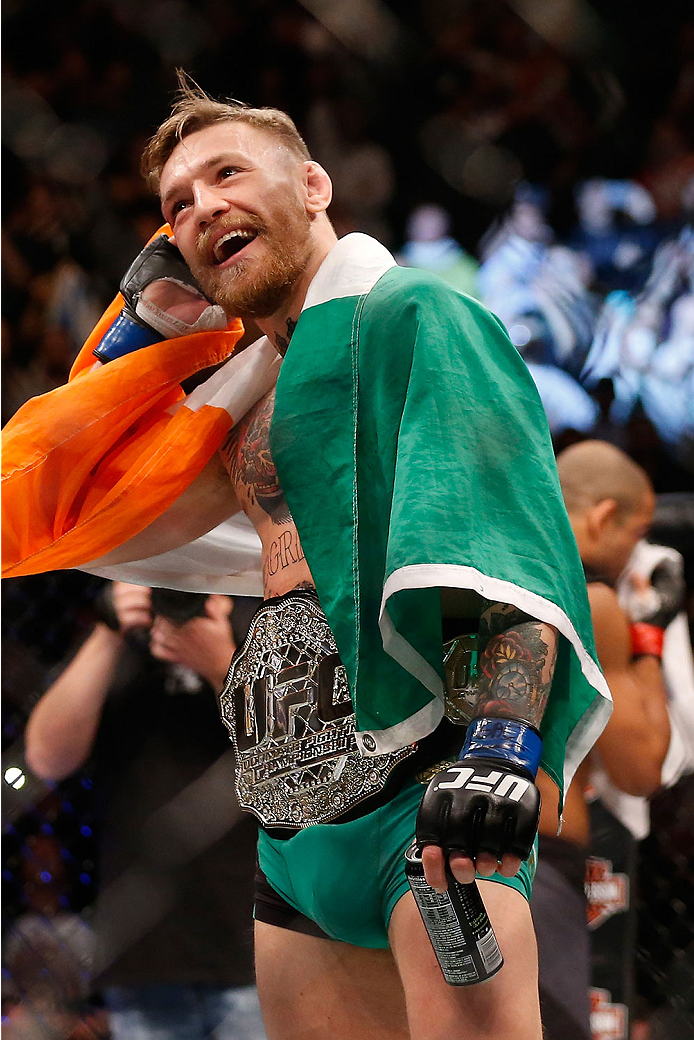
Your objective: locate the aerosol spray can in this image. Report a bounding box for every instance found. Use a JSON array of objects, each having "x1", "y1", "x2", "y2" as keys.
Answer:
[{"x1": 405, "y1": 842, "x2": 504, "y2": 986}]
